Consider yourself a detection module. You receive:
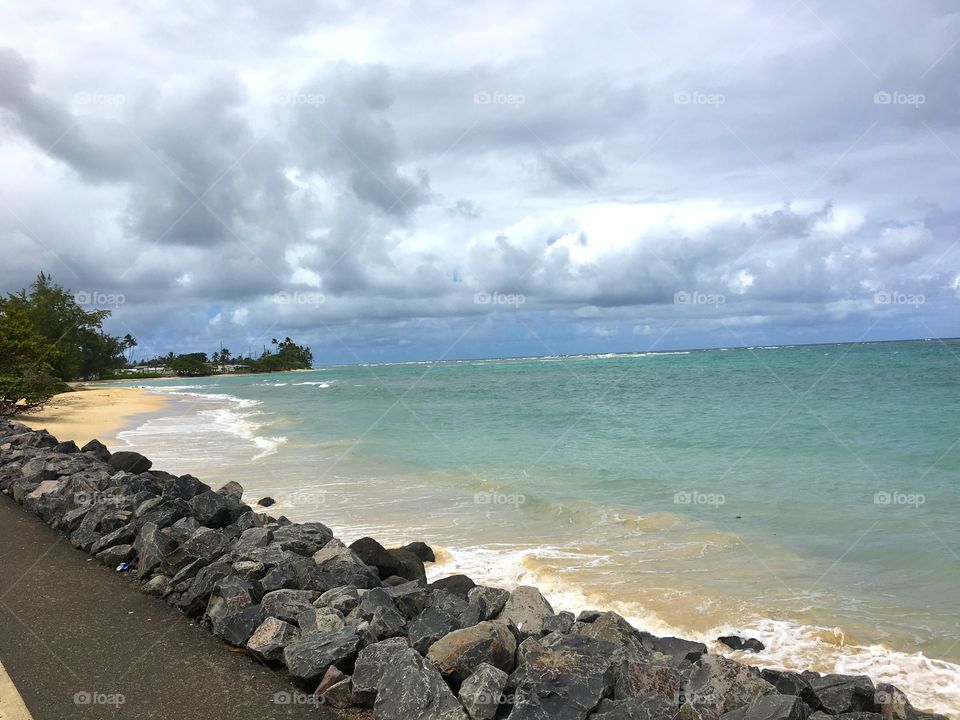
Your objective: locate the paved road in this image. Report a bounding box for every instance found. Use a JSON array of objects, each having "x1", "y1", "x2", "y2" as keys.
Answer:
[{"x1": 0, "y1": 495, "x2": 368, "y2": 719}]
